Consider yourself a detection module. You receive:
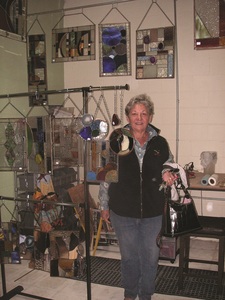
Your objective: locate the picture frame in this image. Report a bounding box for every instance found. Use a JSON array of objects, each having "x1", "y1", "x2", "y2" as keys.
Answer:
[{"x1": 99, "y1": 23, "x2": 131, "y2": 77}]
